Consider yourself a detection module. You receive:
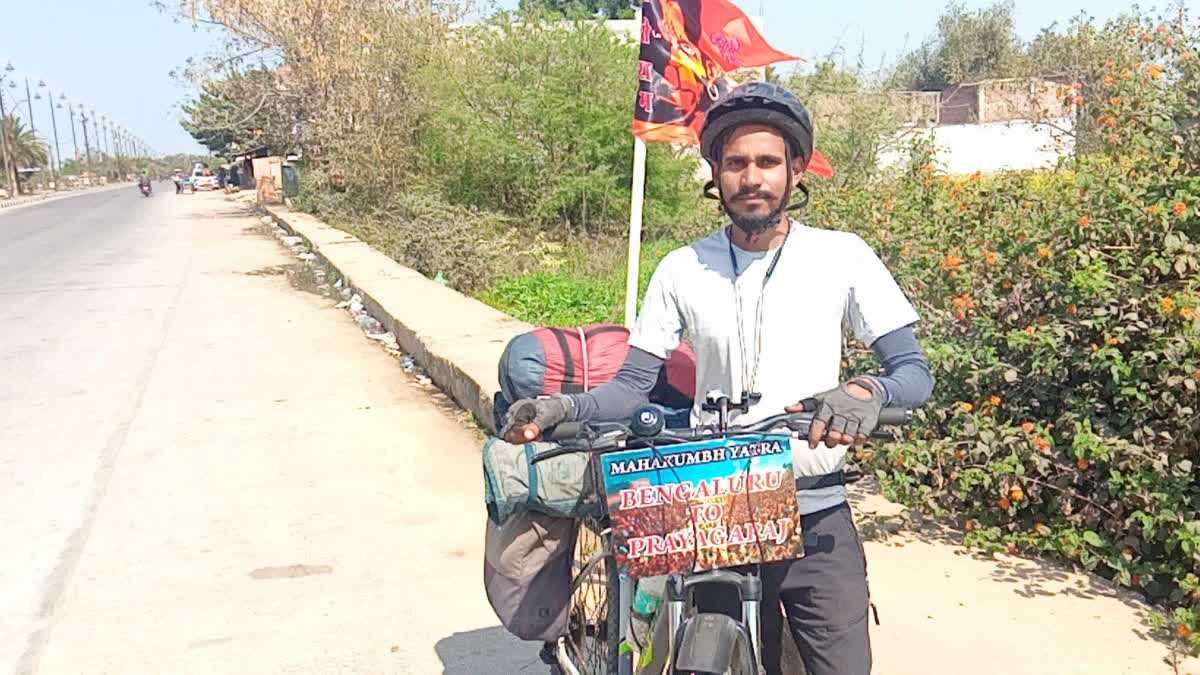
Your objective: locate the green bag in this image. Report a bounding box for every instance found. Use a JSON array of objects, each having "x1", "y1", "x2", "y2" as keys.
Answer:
[{"x1": 482, "y1": 437, "x2": 605, "y2": 525}]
